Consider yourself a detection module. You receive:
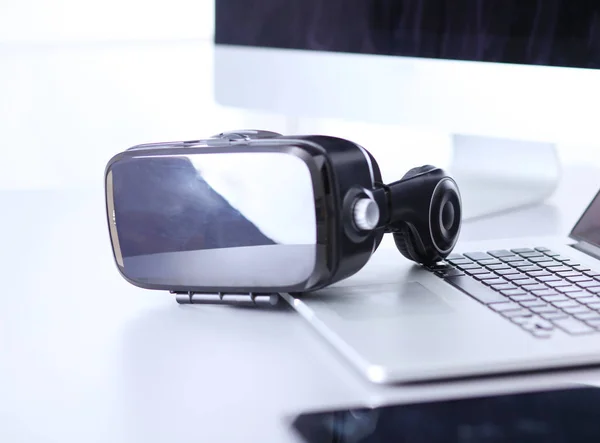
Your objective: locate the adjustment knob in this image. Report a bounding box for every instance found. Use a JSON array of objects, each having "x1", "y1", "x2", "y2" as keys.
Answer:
[{"x1": 353, "y1": 197, "x2": 380, "y2": 231}]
